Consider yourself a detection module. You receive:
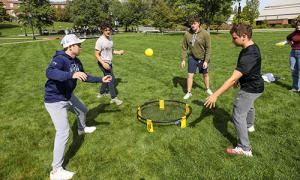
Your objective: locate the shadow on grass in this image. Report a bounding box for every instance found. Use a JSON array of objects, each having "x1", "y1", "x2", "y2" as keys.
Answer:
[
  {"x1": 189, "y1": 100, "x2": 236, "y2": 145},
  {"x1": 172, "y1": 76, "x2": 204, "y2": 93},
  {"x1": 0, "y1": 24, "x2": 20, "y2": 28},
  {"x1": 273, "y1": 80, "x2": 291, "y2": 90},
  {"x1": 63, "y1": 103, "x2": 119, "y2": 168}
]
